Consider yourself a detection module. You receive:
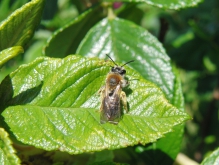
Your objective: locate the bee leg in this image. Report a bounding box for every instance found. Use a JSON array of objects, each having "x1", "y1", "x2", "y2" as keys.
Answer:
[
  {"x1": 98, "y1": 86, "x2": 105, "y2": 94},
  {"x1": 120, "y1": 91, "x2": 128, "y2": 113},
  {"x1": 99, "y1": 86, "x2": 105, "y2": 112},
  {"x1": 121, "y1": 79, "x2": 128, "y2": 88}
]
